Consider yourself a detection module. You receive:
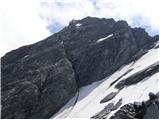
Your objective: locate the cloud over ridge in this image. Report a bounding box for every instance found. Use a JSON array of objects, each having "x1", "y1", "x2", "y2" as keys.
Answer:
[
  {"x1": 0, "y1": 0, "x2": 159, "y2": 56},
  {"x1": 40, "y1": 0, "x2": 159, "y2": 34}
]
